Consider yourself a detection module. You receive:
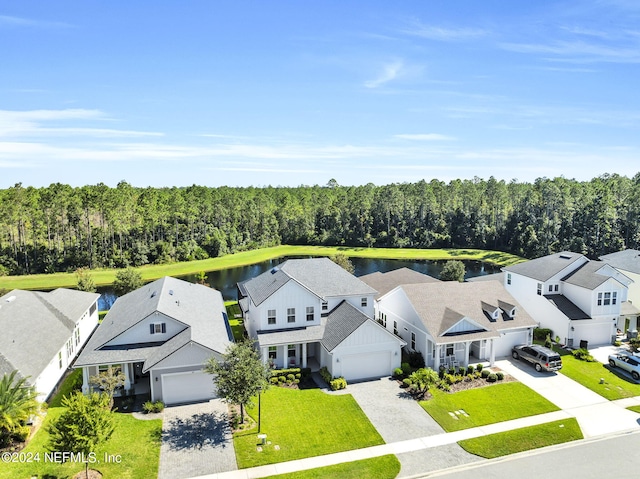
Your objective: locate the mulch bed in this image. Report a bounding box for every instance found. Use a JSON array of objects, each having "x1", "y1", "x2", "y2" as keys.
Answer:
[{"x1": 72, "y1": 469, "x2": 103, "y2": 479}]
